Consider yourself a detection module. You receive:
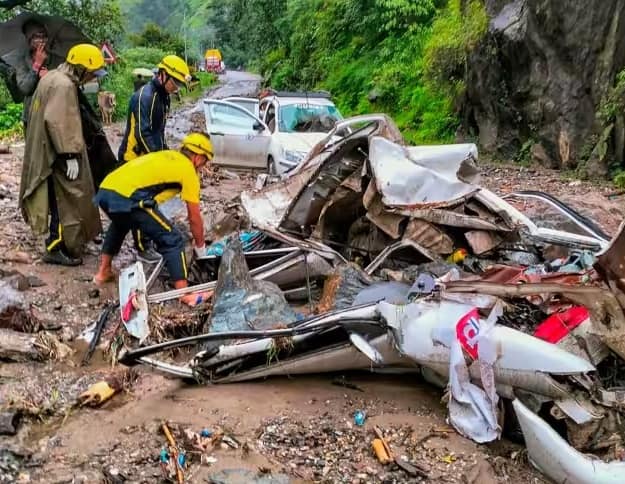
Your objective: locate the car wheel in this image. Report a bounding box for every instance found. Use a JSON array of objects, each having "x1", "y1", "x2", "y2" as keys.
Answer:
[{"x1": 268, "y1": 156, "x2": 277, "y2": 175}]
